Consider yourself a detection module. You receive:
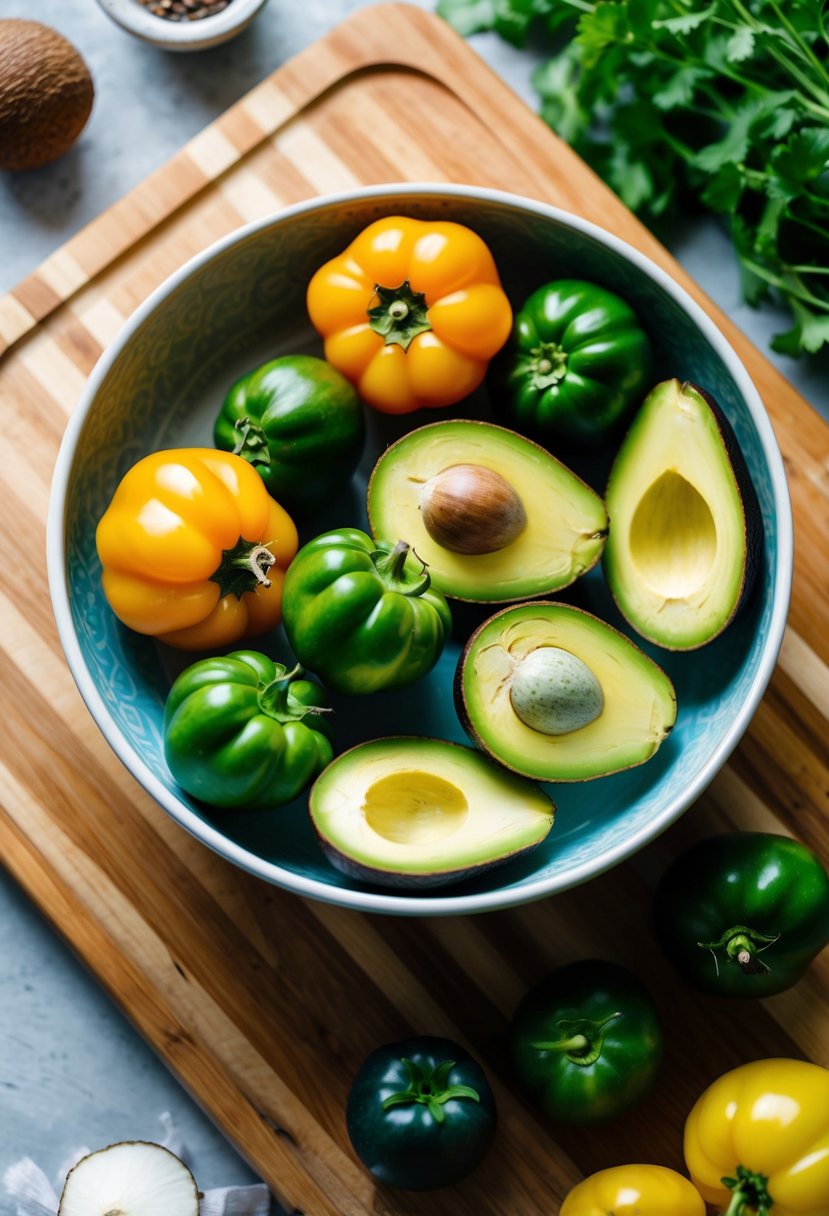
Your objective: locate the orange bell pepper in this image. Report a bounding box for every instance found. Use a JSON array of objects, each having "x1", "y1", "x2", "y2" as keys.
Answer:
[
  {"x1": 96, "y1": 448, "x2": 297, "y2": 650},
  {"x1": 306, "y1": 216, "x2": 512, "y2": 414}
]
